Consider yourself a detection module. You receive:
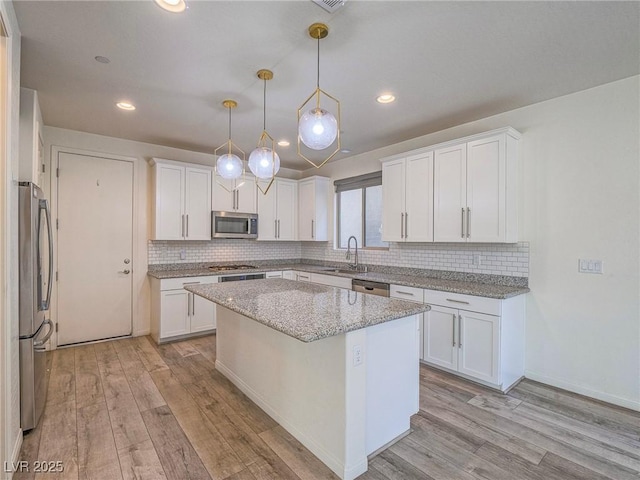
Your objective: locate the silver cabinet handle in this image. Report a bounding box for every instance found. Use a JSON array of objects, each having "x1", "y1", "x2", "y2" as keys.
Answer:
[
  {"x1": 118, "y1": 269, "x2": 131, "y2": 274},
  {"x1": 466, "y1": 207, "x2": 470, "y2": 238},
  {"x1": 186, "y1": 214, "x2": 189, "y2": 238},
  {"x1": 181, "y1": 214, "x2": 185, "y2": 238},
  {"x1": 277, "y1": 219, "x2": 281, "y2": 239},
  {"x1": 405, "y1": 212, "x2": 408, "y2": 239},
  {"x1": 187, "y1": 293, "x2": 191, "y2": 316},
  {"x1": 274, "y1": 219, "x2": 278, "y2": 239},
  {"x1": 311, "y1": 220, "x2": 314, "y2": 239},
  {"x1": 461, "y1": 208, "x2": 465, "y2": 238},
  {"x1": 400, "y1": 212, "x2": 404, "y2": 238},
  {"x1": 235, "y1": 190, "x2": 240, "y2": 210},
  {"x1": 446, "y1": 298, "x2": 469, "y2": 305},
  {"x1": 192, "y1": 293, "x2": 195, "y2": 316},
  {"x1": 458, "y1": 314, "x2": 462, "y2": 347},
  {"x1": 395, "y1": 291, "x2": 415, "y2": 296},
  {"x1": 182, "y1": 281, "x2": 200, "y2": 285},
  {"x1": 452, "y1": 315, "x2": 456, "y2": 347}
]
